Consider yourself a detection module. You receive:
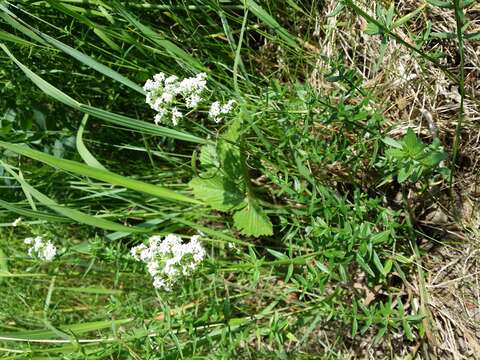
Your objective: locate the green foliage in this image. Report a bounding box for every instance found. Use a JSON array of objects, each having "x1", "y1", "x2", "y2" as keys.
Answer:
[
  {"x1": 0, "y1": 0, "x2": 457, "y2": 357},
  {"x1": 382, "y1": 129, "x2": 448, "y2": 184},
  {"x1": 189, "y1": 114, "x2": 273, "y2": 237}
]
